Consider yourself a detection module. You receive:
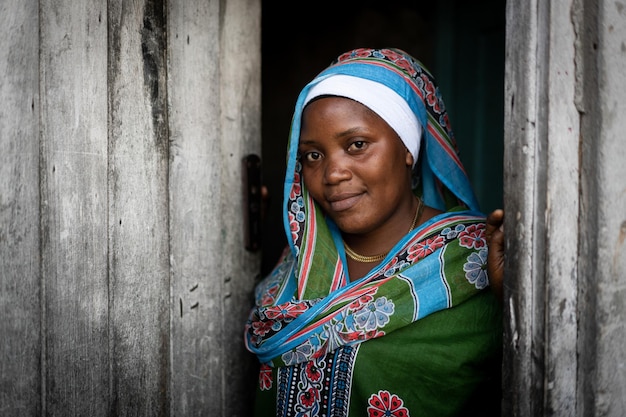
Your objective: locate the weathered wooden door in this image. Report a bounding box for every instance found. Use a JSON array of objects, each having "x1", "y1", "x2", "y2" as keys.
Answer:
[
  {"x1": 503, "y1": 0, "x2": 626, "y2": 415},
  {"x1": 1, "y1": 0, "x2": 260, "y2": 415}
]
